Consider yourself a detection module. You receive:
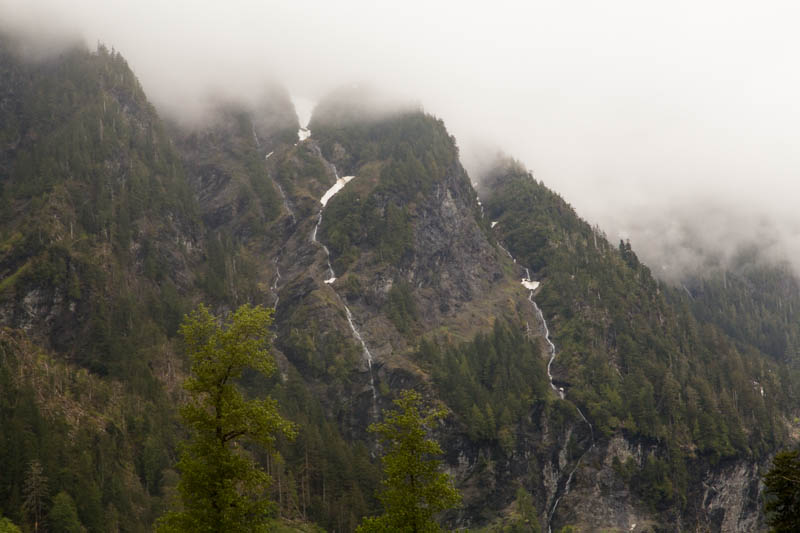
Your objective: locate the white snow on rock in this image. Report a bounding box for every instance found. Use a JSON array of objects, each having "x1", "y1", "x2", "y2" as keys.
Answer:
[
  {"x1": 521, "y1": 279, "x2": 540, "y2": 291},
  {"x1": 324, "y1": 277, "x2": 336, "y2": 284},
  {"x1": 320, "y1": 175, "x2": 356, "y2": 206},
  {"x1": 491, "y1": 221, "x2": 498, "y2": 228},
  {"x1": 265, "y1": 151, "x2": 274, "y2": 159}
]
